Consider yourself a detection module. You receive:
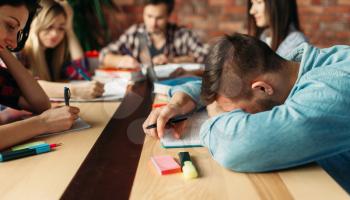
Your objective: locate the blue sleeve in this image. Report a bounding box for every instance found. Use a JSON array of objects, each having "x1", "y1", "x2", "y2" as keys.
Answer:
[
  {"x1": 200, "y1": 79, "x2": 350, "y2": 172},
  {"x1": 169, "y1": 80, "x2": 204, "y2": 109}
]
